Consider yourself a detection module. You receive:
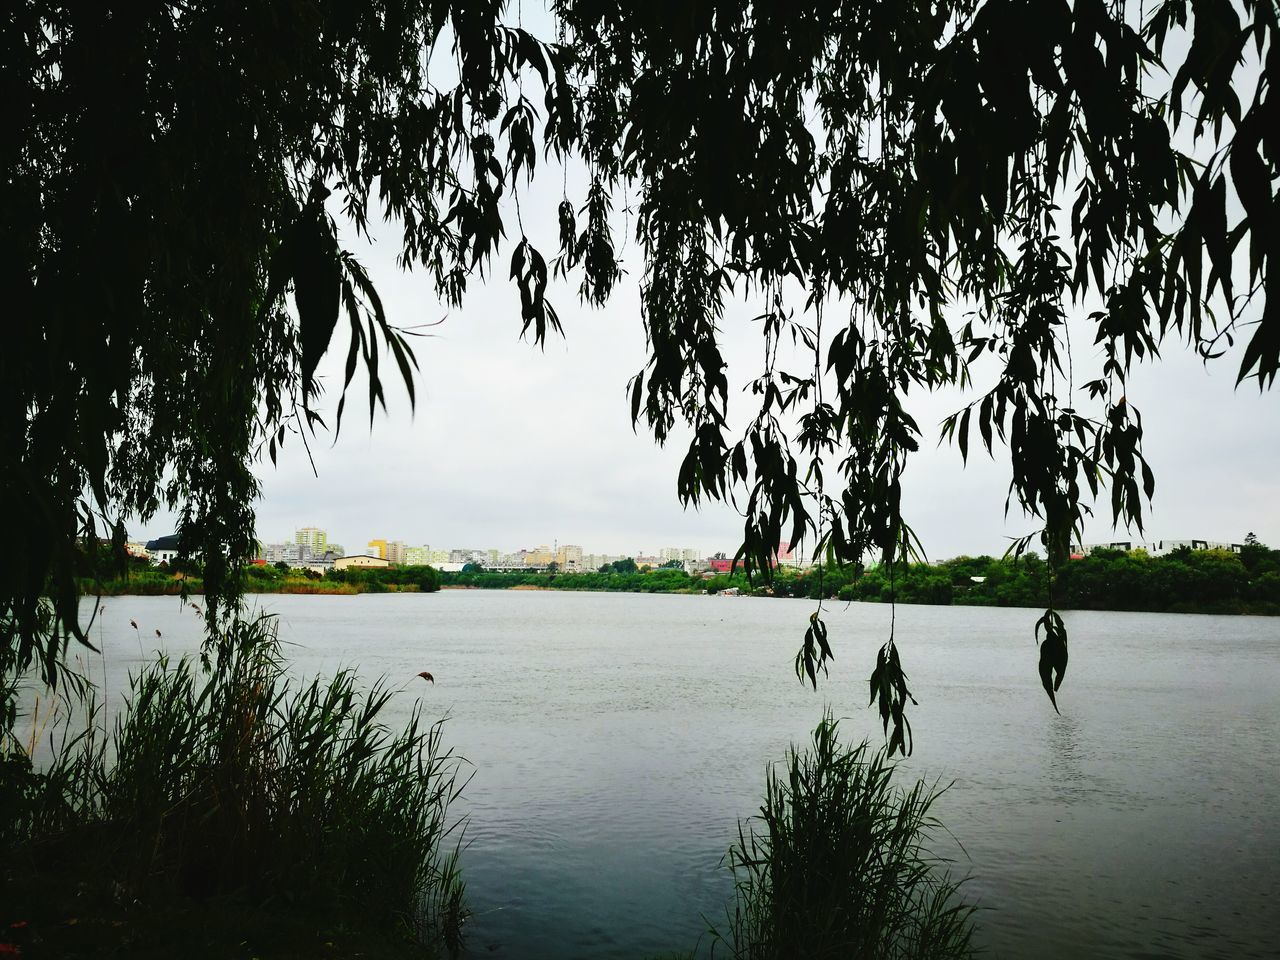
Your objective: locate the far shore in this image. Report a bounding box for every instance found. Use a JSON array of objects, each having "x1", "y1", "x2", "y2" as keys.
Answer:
[{"x1": 77, "y1": 543, "x2": 1280, "y2": 618}]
